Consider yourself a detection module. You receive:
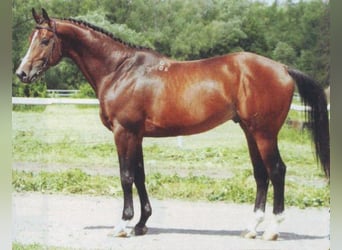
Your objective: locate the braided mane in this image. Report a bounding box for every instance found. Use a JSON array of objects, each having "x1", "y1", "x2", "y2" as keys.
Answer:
[{"x1": 59, "y1": 18, "x2": 151, "y2": 51}]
